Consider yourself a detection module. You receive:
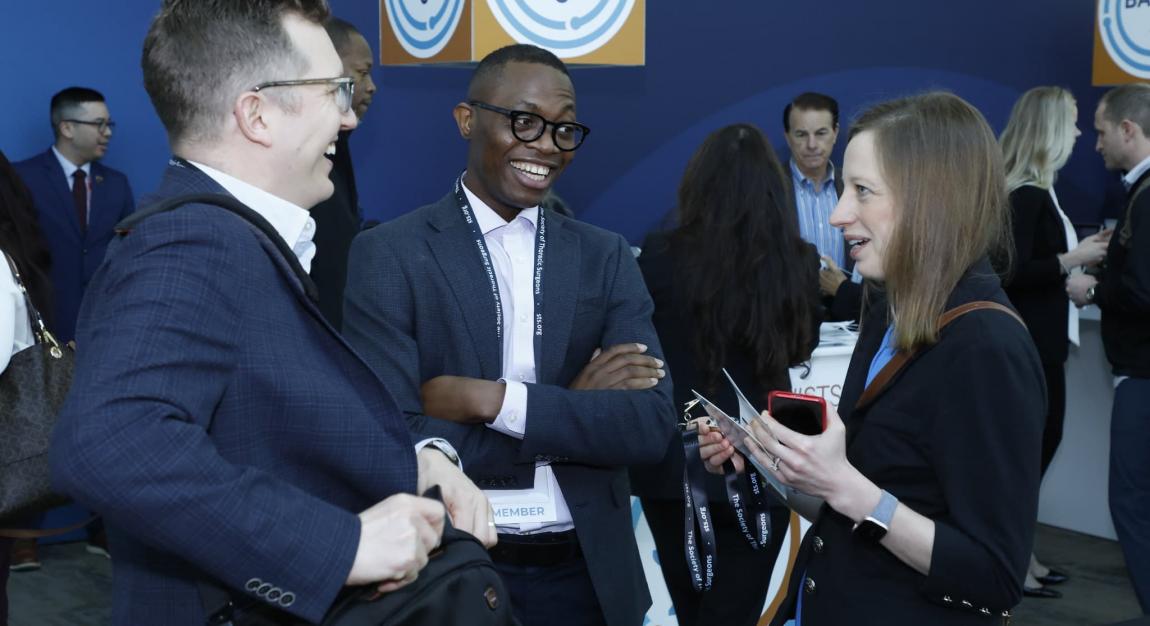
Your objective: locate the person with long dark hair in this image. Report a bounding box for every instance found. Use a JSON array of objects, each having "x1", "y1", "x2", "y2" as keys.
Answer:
[
  {"x1": 701, "y1": 93, "x2": 1046, "y2": 624},
  {"x1": 630, "y1": 123, "x2": 822, "y2": 626},
  {"x1": 0, "y1": 148, "x2": 54, "y2": 625}
]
